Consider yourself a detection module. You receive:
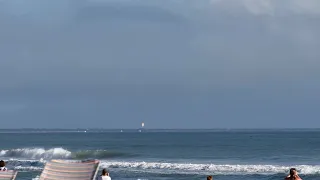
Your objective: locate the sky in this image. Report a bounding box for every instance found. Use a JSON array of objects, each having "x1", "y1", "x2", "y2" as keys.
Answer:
[{"x1": 0, "y1": 0, "x2": 319, "y2": 129}]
